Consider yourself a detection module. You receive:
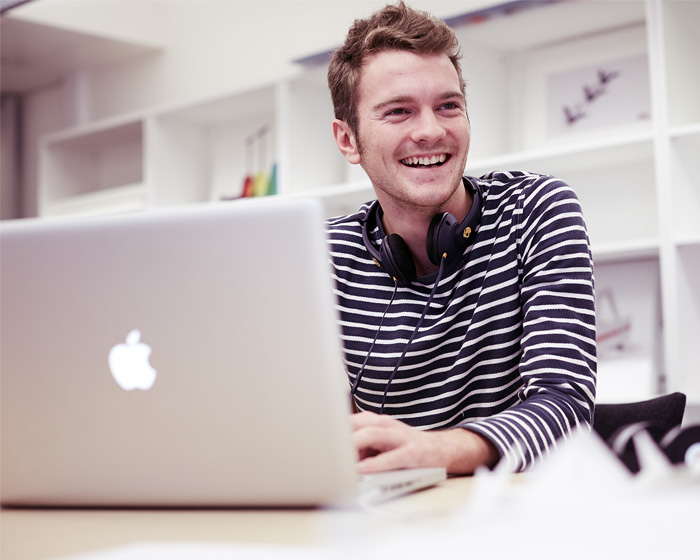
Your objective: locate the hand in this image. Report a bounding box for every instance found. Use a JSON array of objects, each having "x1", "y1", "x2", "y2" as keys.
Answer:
[{"x1": 351, "y1": 411, "x2": 500, "y2": 475}]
